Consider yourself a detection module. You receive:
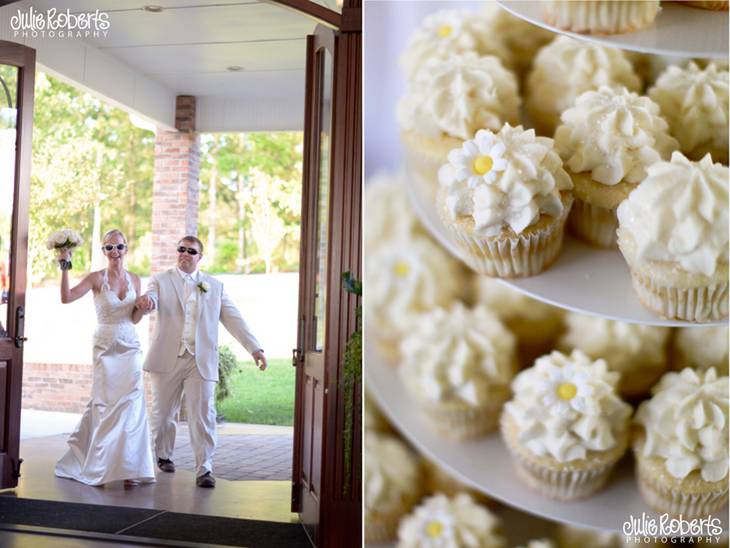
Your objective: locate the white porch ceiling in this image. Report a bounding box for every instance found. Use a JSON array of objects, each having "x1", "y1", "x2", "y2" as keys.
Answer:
[{"x1": 0, "y1": 0, "x2": 316, "y2": 131}]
